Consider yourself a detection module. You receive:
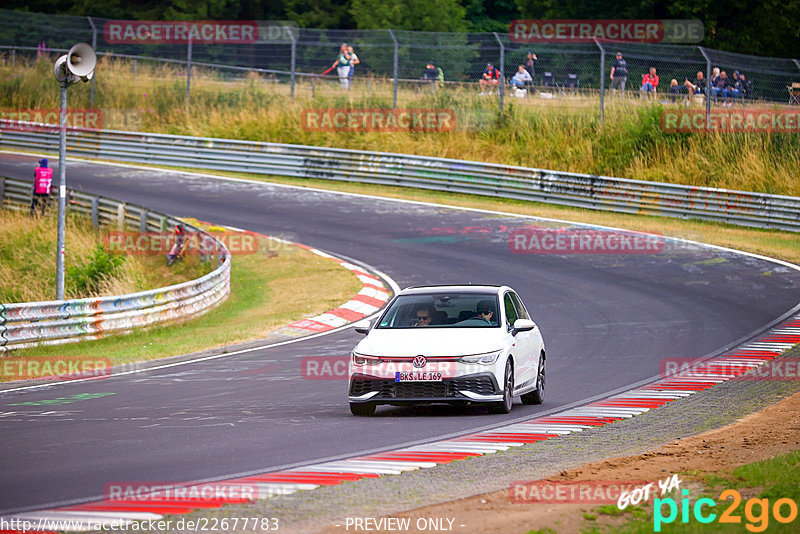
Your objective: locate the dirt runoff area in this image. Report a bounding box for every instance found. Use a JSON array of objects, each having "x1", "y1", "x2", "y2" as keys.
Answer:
[{"x1": 315, "y1": 390, "x2": 800, "y2": 534}]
